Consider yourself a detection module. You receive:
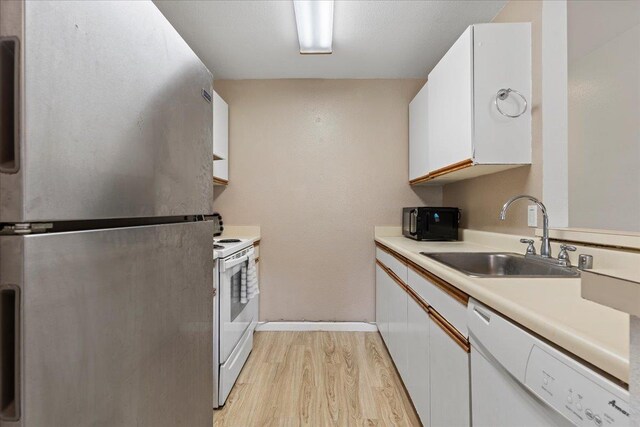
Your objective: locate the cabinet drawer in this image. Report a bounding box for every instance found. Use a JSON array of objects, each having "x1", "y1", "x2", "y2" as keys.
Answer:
[
  {"x1": 408, "y1": 267, "x2": 467, "y2": 337},
  {"x1": 376, "y1": 247, "x2": 408, "y2": 283},
  {"x1": 219, "y1": 324, "x2": 253, "y2": 405}
]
